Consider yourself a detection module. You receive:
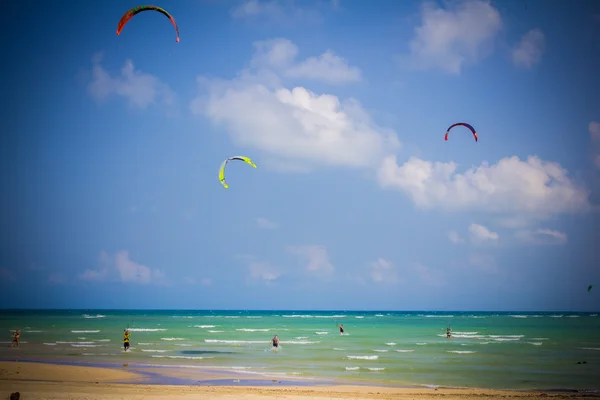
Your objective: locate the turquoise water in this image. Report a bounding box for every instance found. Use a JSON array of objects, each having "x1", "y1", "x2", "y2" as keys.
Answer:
[{"x1": 1, "y1": 310, "x2": 599, "y2": 390}]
